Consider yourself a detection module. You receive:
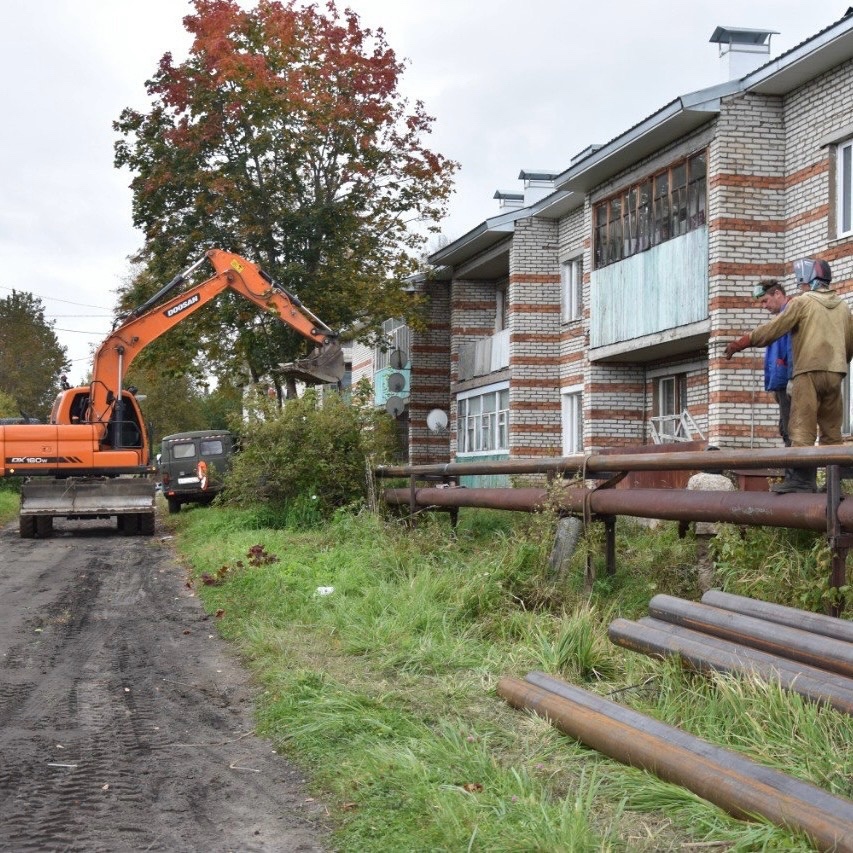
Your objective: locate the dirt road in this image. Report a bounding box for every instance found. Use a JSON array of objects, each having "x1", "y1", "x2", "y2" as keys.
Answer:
[{"x1": 0, "y1": 518, "x2": 329, "y2": 852}]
